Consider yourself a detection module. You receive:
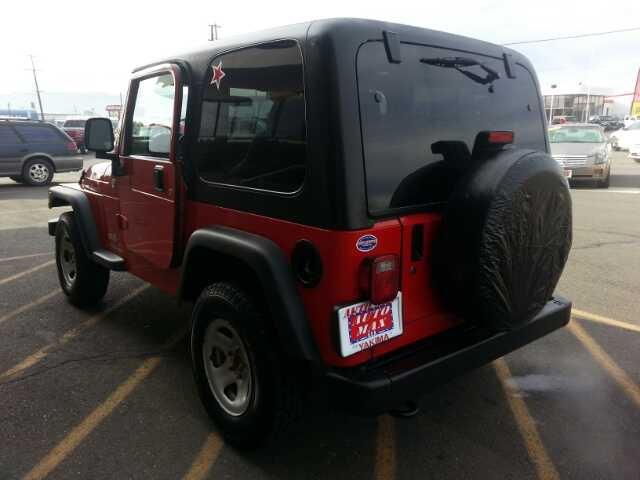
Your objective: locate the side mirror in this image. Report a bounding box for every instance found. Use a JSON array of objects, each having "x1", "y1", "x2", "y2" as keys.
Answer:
[{"x1": 85, "y1": 117, "x2": 115, "y2": 152}]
